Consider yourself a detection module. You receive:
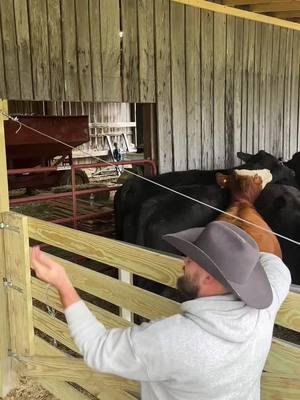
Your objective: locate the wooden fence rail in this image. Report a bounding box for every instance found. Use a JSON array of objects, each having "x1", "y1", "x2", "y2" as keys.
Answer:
[{"x1": 0, "y1": 211, "x2": 299, "y2": 399}]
